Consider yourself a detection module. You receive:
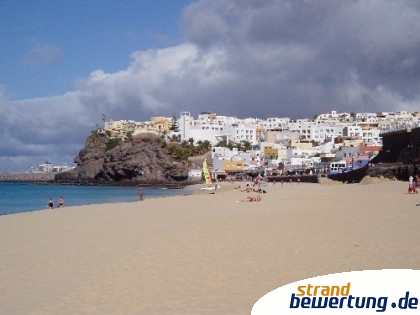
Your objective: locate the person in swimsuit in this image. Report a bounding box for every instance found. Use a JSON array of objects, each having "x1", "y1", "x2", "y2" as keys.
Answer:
[
  {"x1": 58, "y1": 196, "x2": 64, "y2": 208},
  {"x1": 48, "y1": 198, "x2": 54, "y2": 209}
]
